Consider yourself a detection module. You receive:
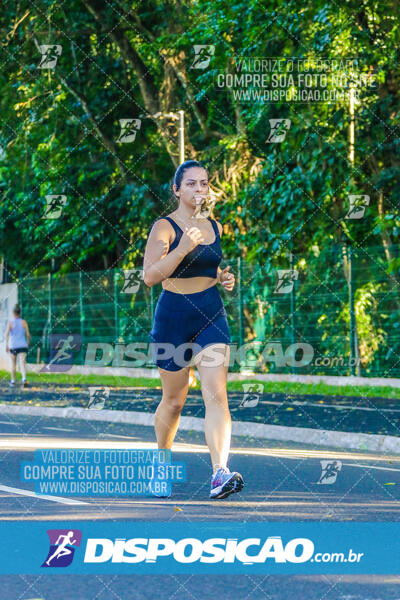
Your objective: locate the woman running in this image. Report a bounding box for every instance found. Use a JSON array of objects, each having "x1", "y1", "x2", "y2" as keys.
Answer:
[
  {"x1": 143, "y1": 159, "x2": 244, "y2": 499},
  {"x1": 5, "y1": 303, "x2": 31, "y2": 387}
]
